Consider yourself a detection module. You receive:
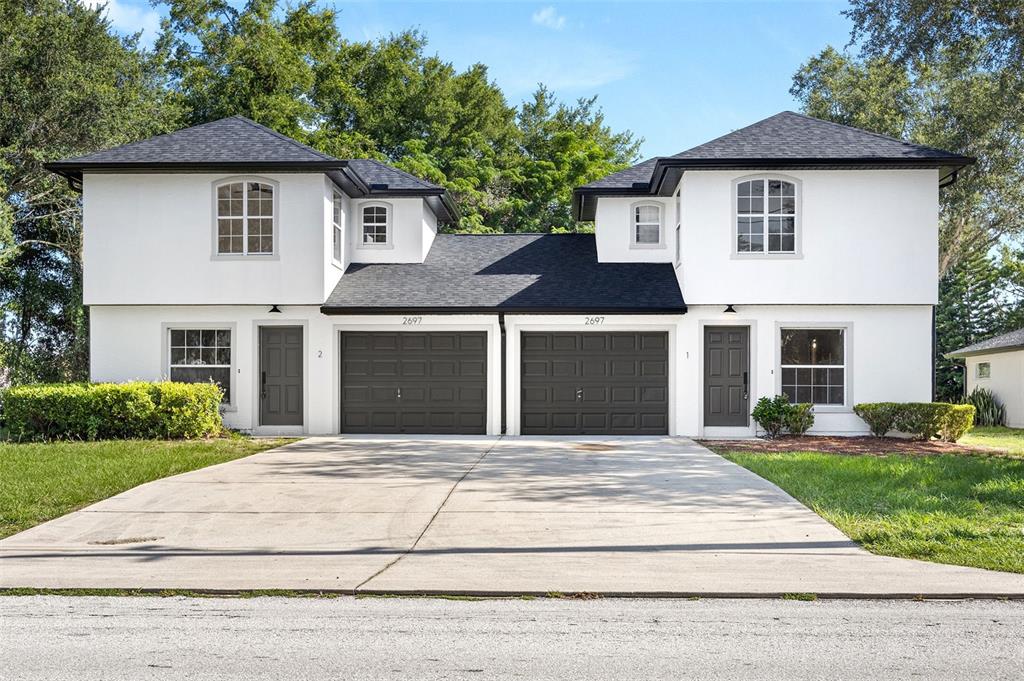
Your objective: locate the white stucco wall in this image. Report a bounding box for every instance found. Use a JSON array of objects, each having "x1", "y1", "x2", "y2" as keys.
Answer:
[
  {"x1": 82, "y1": 173, "x2": 330, "y2": 305},
  {"x1": 89, "y1": 306, "x2": 502, "y2": 435},
  {"x1": 593, "y1": 197, "x2": 676, "y2": 263},
  {"x1": 964, "y1": 351, "x2": 1024, "y2": 428},
  {"x1": 349, "y1": 198, "x2": 433, "y2": 264},
  {"x1": 324, "y1": 178, "x2": 349, "y2": 301},
  {"x1": 593, "y1": 169, "x2": 939, "y2": 305}
]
